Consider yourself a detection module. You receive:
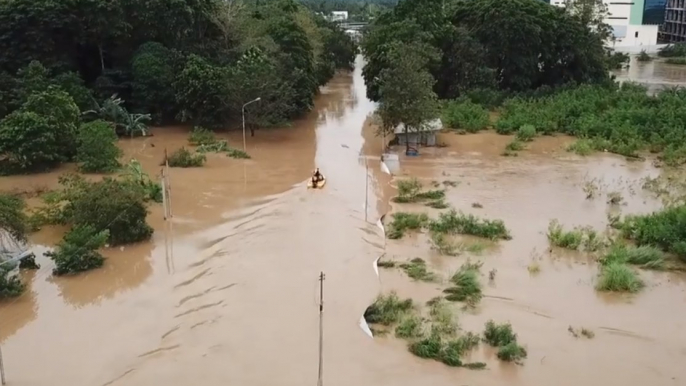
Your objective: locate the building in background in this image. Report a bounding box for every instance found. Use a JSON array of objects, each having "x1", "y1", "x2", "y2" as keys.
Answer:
[
  {"x1": 329, "y1": 11, "x2": 349, "y2": 22},
  {"x1": 551, "y1": 0, "x2": 667, "y2": 47},
  {"x1": 661, "y1": 0, "x2": 686, "y2": 42}
]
